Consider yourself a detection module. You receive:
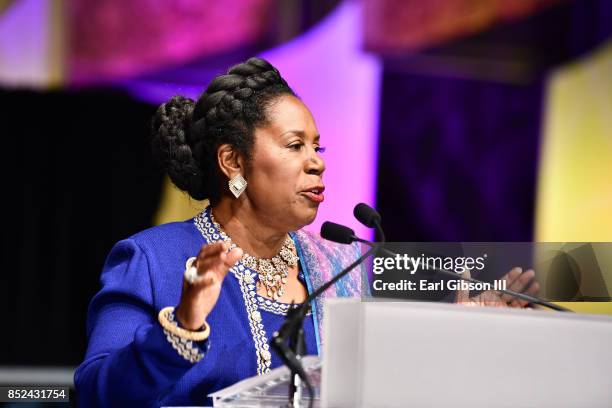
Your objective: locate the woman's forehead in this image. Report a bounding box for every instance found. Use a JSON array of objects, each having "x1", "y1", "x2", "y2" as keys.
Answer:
[{"x1": 266, "y1": 95, "x2": 318, "y2": 136}]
